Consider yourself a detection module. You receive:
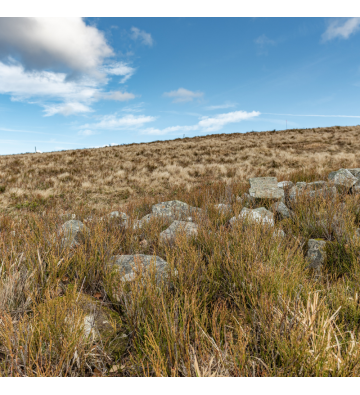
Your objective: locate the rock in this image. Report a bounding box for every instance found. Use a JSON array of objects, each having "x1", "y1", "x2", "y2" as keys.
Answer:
[
  {"x1": 307, "y1": 181, "x2": 327, "y2": 190},
  {"x1": 139, "y1": 239, "x2": 148, "y2": 248},
  {"x1": 133, "y1": 214, "x2": 154, "y2": 230},
  {"x1": 277, "y1": 181, "x2": 294, "y2": 189},
  {"x1": 109, "y1": 211, "x2": 127, "y2": 220},
  {"x1": 249, "y1": 177, "x2": 284, "y2": 200},
  {"x1": 272, "y1": 229, "x2": 285, "y2": 238},
  {"x1": 272, "y1": 201, "x2": 292, "y2": 219},
  {"x1": 328, "y1": 168, "x2": 358, "y2": 189},
  {"x1": 347, "y1": 168, "x2": 360, "y2": 183},
  {"x1": 230, "y1": 207, "x2": 274, "y2": 227},
  {"x1": 159, "y1": 221, "x2": 198, "y2": 244},
  {"x1": 353, "y1": 186, "x2": 360, "y2": 194},
  {"x1": 236, "y1": 193, "x2": 255, "y2": 206},
  {"x1": 306, "y1": 239, "x2": 326, "y2": 270},
  {"x1": 214, "y1": 203, "x2": 232, "y2": 214},
  {"x1": 152, "y1": 200, "x2": 201, "y2": 221},
  {"x1": 60, "y1": 220, "x2": 89, "y2": 248},
  {"x1": 296, "y1": 182, "x2": 307, "y2": 189},
  {"x1": 108, "y1": 254, "x2": 174, "y2": 284}
]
